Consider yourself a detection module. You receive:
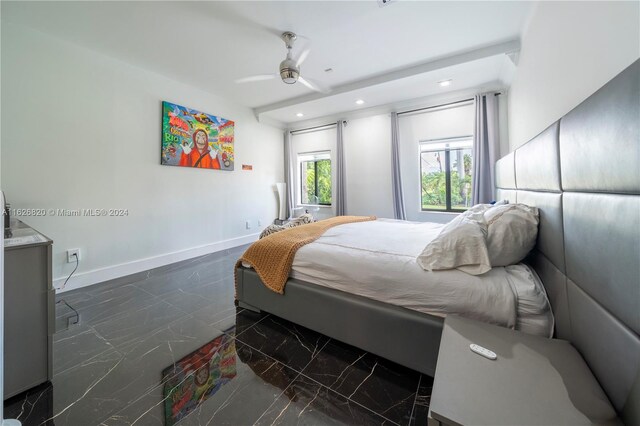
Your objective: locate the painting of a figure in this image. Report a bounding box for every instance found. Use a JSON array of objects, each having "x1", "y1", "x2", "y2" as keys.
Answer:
[{"x1": 161, "y1": 101, "x2": 234, "y2": 171}]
